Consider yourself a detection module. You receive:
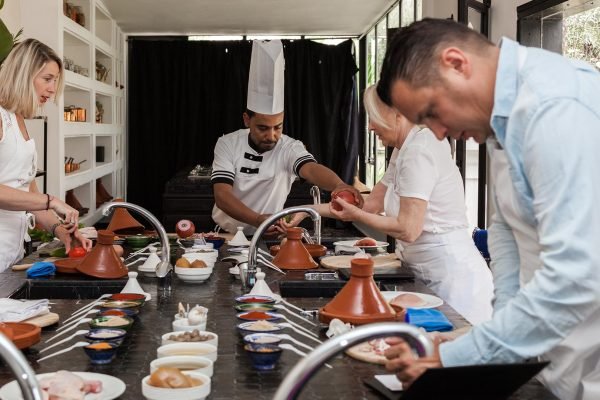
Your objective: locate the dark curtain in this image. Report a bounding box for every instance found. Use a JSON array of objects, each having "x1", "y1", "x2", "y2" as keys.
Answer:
[{"x1": 128, "y1": 38, "x2": 358, "y2": 219}]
